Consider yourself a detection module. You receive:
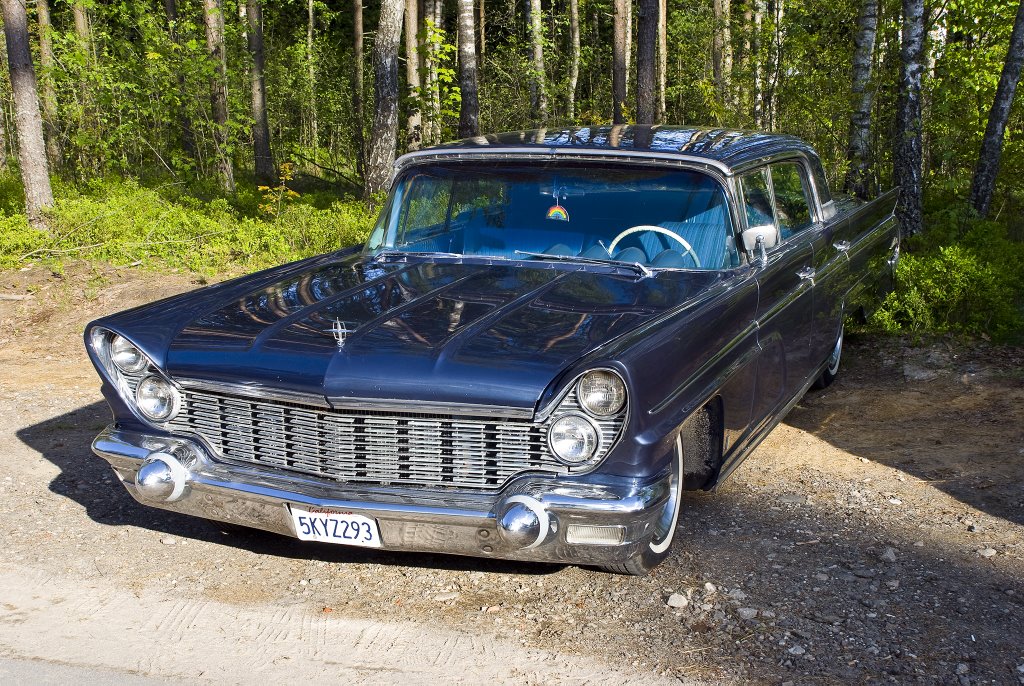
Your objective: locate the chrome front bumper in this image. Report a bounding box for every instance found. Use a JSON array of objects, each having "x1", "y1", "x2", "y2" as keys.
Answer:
[{"x1": 92, "y1": 426, "x2": 671, "y2": 566}]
